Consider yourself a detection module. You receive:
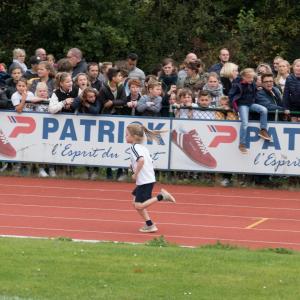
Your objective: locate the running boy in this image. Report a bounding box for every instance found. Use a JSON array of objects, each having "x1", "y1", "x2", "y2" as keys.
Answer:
[{"x1": 126, "y1": 124, "x2": 176, "y2": 233}]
